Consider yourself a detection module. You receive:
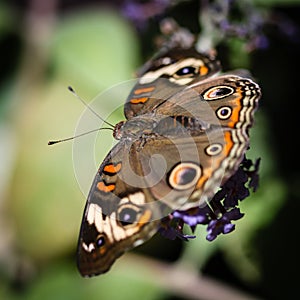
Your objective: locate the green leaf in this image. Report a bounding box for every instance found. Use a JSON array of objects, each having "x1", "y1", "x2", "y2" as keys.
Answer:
[
  {"x1": 22, "y1": 261, "x2": 165, "y2": 300},
  {"x1": 50, "y1": 9, "x2": 140, "y2": 95}
]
